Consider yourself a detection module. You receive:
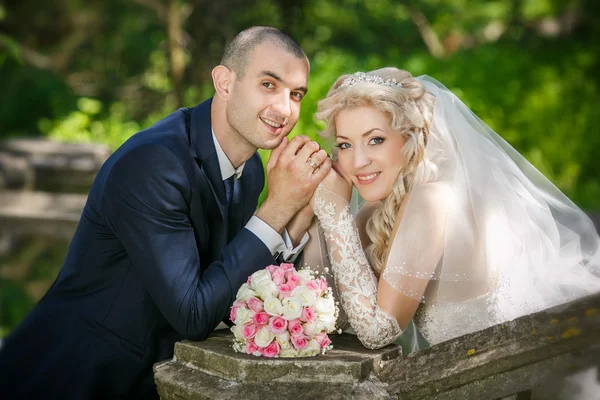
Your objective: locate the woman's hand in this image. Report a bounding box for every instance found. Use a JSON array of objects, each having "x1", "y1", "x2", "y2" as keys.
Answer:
[{"x1": 310, "y1": 161, "x2": 352, "y2": 210}]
